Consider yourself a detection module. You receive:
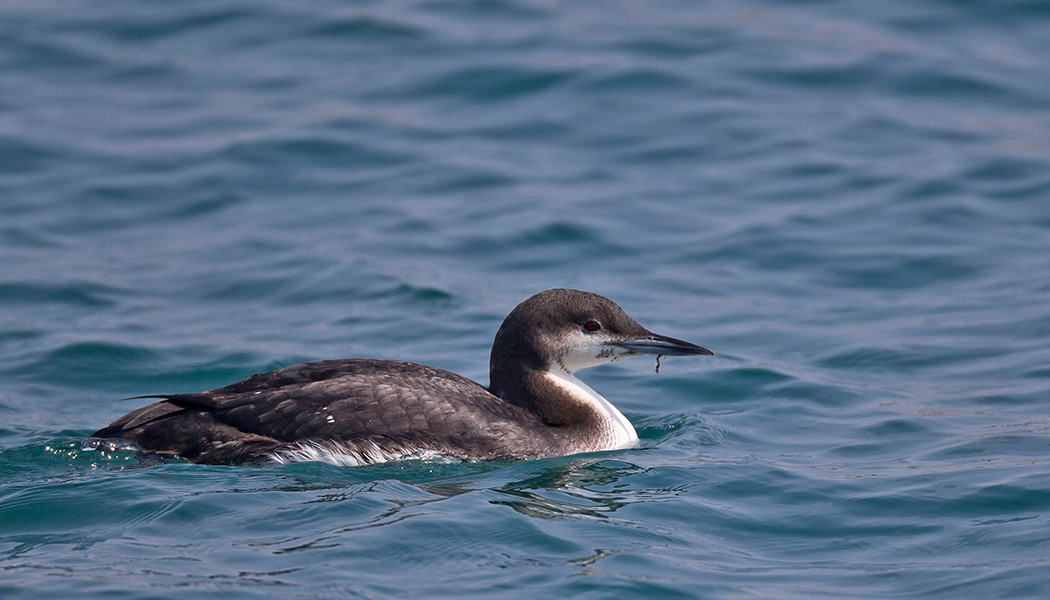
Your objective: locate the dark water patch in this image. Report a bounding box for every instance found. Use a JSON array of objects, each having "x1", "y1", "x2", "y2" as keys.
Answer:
[
  {"x1": 634, "y1": 412, "x2": 706, "y2": 442},
  {"x1": 311, "y1": 14, "x2": 425, "y2": 41},
  {"x1": 426, "y1": 0, "x2": 553, "y2": 22},
  {"x1": 1, "y1": 30, "x2": 102, "y2": 72},
  {"x1": 621, "y1": 142, "x2": 705, "y2": 165},
  {"x1": 824, "y1": 441, "x2": 893, "y2": 459},
  {"x1": 0, "y1": 468, "x2": 180, "y2": 536},
  {"x1": 849, "y1": 471, "x2": 1050, "y2": 525},
  {"x1": 0, "y1": 137, "x2": 64, "y2": 175},
  {"x1": 964, "y1": 156, "x2": 1045, "y2": 185},
  {"x1": 52, "y1": 182, "x2": 243, "y2": 236},
  {"x1": 331, "y1": 283, "x2": 464, "y2": 319},
  {"x1": 951, "y1": 481, "x2": 1050, "y2": 516},
  {"x1": 579, "y1": 67, "x2": 690, "y2": 94},
  {"x1": 197, "y1": 274, "x2": 296, "y2": 303},
  {"x1": 619, "y1": 34, "x2": 722, "y2": 59},
  {"x1": 374, "y1": 283, "x2": 456, "y2": 304},
  {"x1": 33, "y1": 342, "x2": 160, "y2": 377},
  {"x1": 467, "y1": 118, "x2": 571, "y2": 142},
  {"x1": 407, "y1": 66, "x2": 574, "y2": 102},
  {"x1": 829, "y1": 253, "x2": 982, "y2": 290},
  {"x1": 862, "y1": 417, "x2": 934, "y2": 438},
  {"x1": 74, "y1": 172, "x2": 243, "y2": 214},
  {"x1": 0, "y1": 227, "x2": 63, "y2": 250},
  {"x1": 889, "y1": 66, "x2": 1010, "y2": 100},
  {"x1": 760, "y1": 374, "x2": 857, "y2": 411},
  {"x1": 823, "y1": 415, "x2": 944, "y2": 460},
  {"x1": 1024, "y1": 366, "x2": 1050, "y2": 380},
  {"x1": 817, "y1": 343, "x2": 990, "y2": 376},
  {"x1": 636, "y1": 411, "x2": 737, "y2": 456},
  {"x1": 696, "y1": 366, "x2": 793, "y2": 405},
  {"x1": 0, "y1": 435, "x2": 140, "y2": 485},
  {"x1": 99, "y1": 60, "x2": 180, "y2": 87},
  {"x1": 276, "y1": 270, "x2": 397, "y2": 309},
  {"x1": 224, "y1": 135, "x2": 412, "y2": 170},
  {"x1": 922, "y1": 433, "x2": 1050, "y2": 462},
  {"x1": 971, "y1": 388, "x2": 1050, "y2": 406},
  {"x1": 447, "y1": 220, "x2": 617, "y2": 271},
  {"x1": 521, "y1": 221, "x2": 598, "y2": 245},
  {"x1": 163, "y1": 190, "x2": 244, "y2": 220},
  {"x1": 0, "y1": 282, "x2": 118, "y2": 308},
  {"x1": 10, "y1": 343, "x2": 288, "y2": 398},
  {"x1": 982, "y1": 174, "x2": 1050, "y2": 203},
  {"x1": 707, "y1": 226, "x2": 823, "y2": 272},
  {"x1": 409, "y1": 165, "x2": 517, "y2": 195},
  {"x1": 907, "y1": 192, "x2": 991, "y2": 227},
  {"x1": 748, "y1": 60, "x2": 883, "y2": 90},
  {"x1": 66, "y1": 3, "x2": 266, "y2": 45},
  {"x1": 145, "y1": 354, "x2": 314, "y2": 392}
]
